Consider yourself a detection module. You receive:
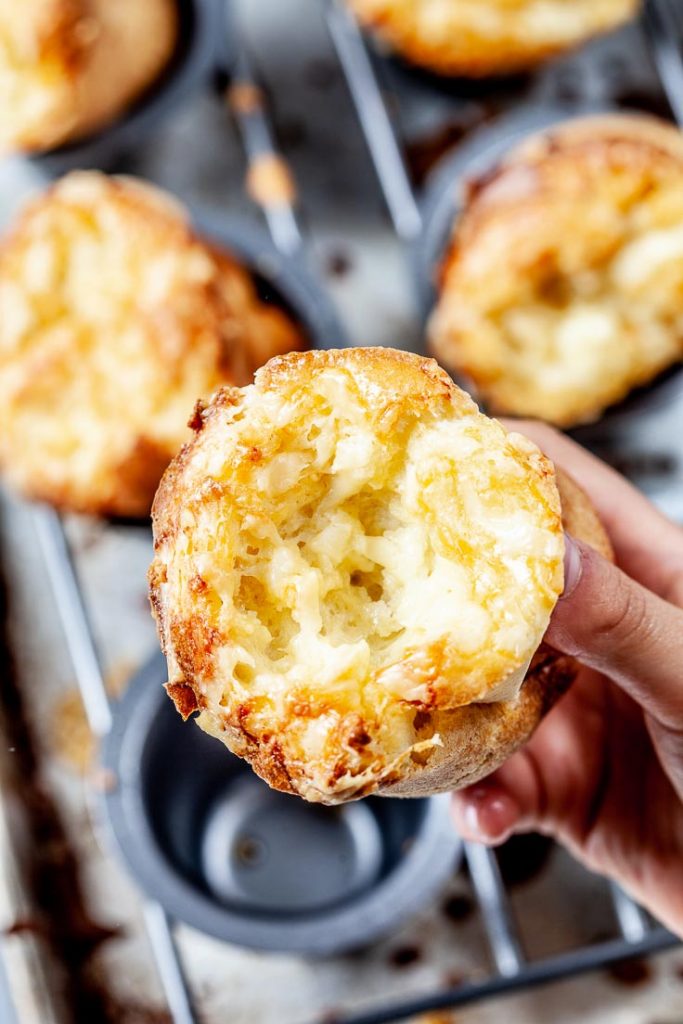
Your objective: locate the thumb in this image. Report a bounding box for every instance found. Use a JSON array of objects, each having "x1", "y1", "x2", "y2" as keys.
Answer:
[{"x1": 547, "y1": 536, "x2": 683, "y2": 731}]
